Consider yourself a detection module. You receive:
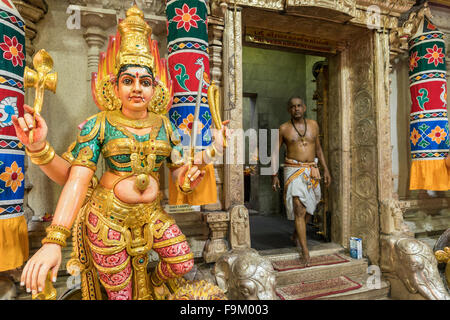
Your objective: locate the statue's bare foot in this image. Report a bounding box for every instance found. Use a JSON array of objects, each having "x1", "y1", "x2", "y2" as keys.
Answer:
[{"x1": 152, "y1": 283, "x2": 170, "y2": 300}]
